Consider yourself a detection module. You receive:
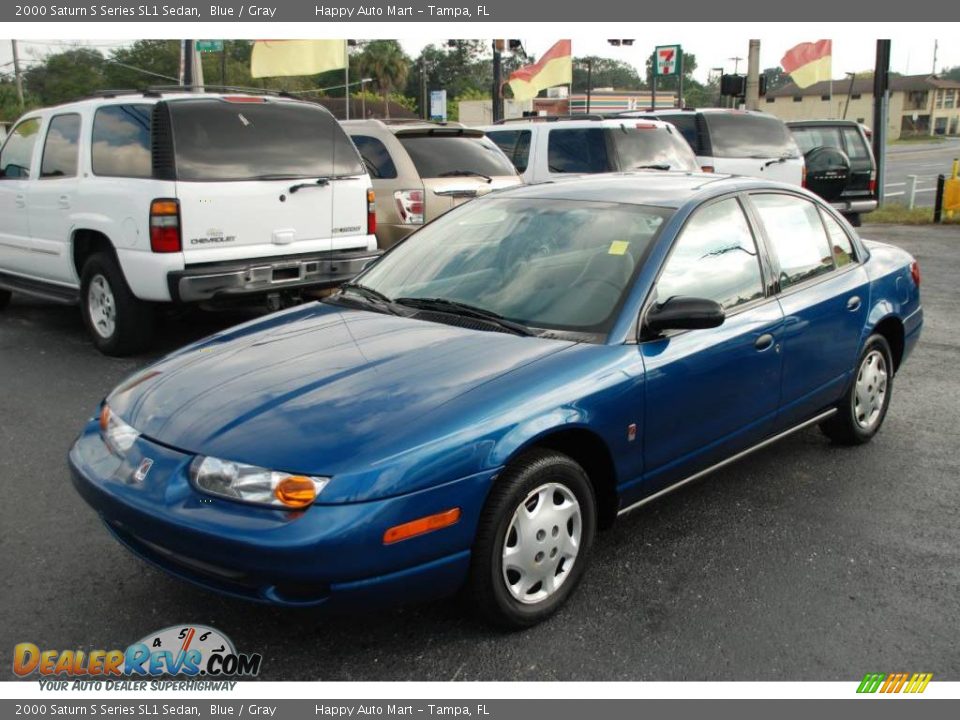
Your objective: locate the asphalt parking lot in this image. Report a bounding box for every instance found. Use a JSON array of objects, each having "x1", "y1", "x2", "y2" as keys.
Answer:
[{"x1": 1, "y1": 223, "x2": 959, "y2": 682}]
